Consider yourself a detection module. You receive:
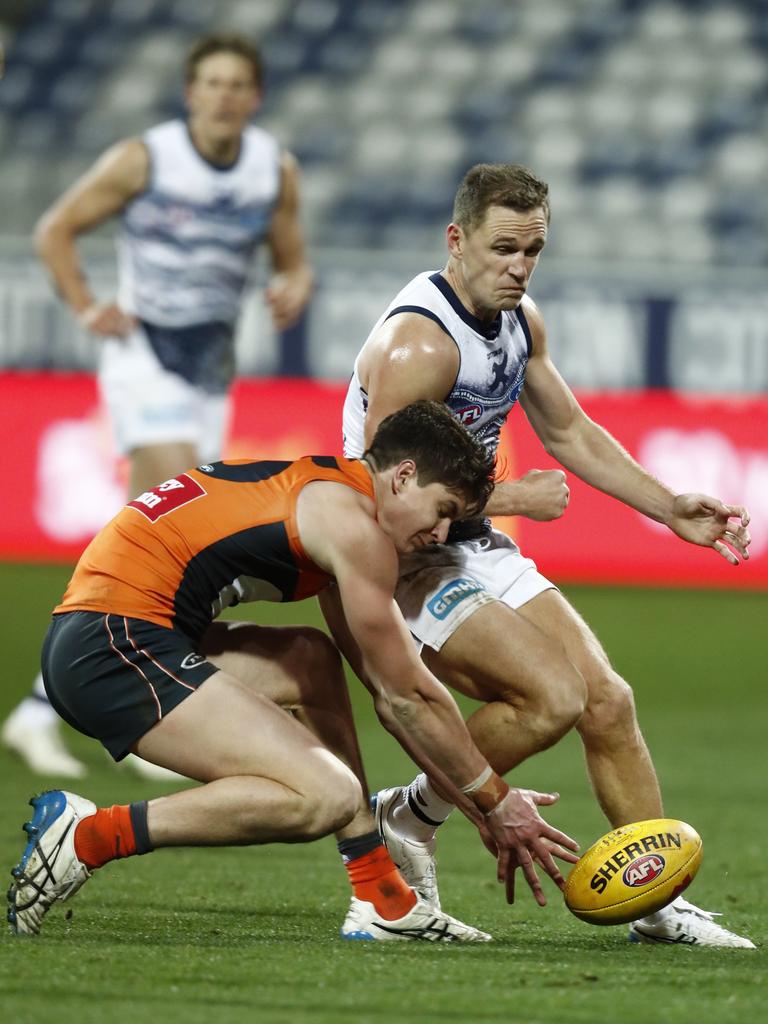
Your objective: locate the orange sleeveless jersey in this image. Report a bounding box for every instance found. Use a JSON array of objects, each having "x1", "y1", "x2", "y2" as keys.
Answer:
[{"x1": 55, "y1": 456, "x2": 374, "y2": 641}]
